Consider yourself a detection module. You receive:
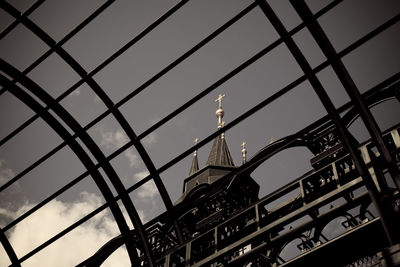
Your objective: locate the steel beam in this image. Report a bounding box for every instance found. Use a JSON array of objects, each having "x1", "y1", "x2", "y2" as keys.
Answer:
[
  {"x1": 0, "y1": 228, "x2": 20, "y2": 267},
  {"x1": 290, "y1": 0, "x2": 400, "y2": 193},
  {"x1": 0, "y1": 1, "x2": 182, "y2": 262},
  {"x1": 0, "y1": 72, "x2": 139, "y2": 265},
  {"x1": 255, "y1": 0, "x2": 397, "y2": 246}
]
